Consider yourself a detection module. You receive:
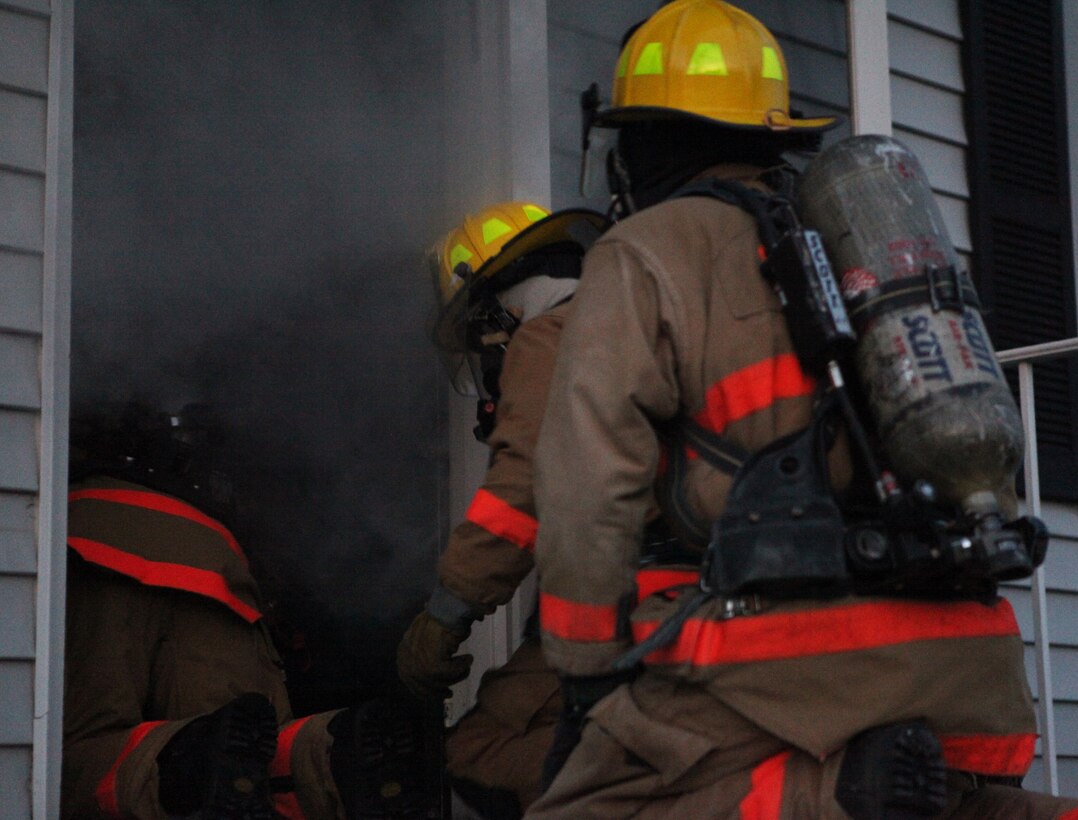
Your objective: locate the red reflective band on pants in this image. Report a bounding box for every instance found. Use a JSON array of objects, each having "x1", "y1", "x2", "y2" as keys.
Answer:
[
  {"x1": 633, "y1": 598, "x2": 1020, "y2": 666},
  {"x1": 465, "y1": 488, "x2": 538, "y2": 551},
  {"x1": 635, "y1": 568, "x2": 700, "y2": 602},
  {"x1": 95, "y1": 721, "x2": 167, "y2": 818},
  {"x1": 694, "y1": 353, "x2": 815, "y2": 435},
  {"x1": 69, "y1": 488, "x2": 244, "y2": 559},
  {"x1": 68, "y1": 536, "x2": 262, "y2": 623},
  {"x1": 939, "y1": 733, "x2": 1037, "y2": 777},
  {"x1": 271, "y1": 716, "x2": 315, "y2": 820},
  {"x1": 540, "y1": 592, "x2": 620, "y2": 642},
  {"x1": 739, "y1": 749, "x2": 791, "y2": 820}
]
